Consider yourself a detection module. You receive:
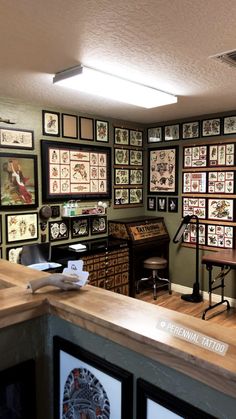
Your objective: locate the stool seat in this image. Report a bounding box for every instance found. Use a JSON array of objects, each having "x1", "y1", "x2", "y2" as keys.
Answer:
[{"x1": 143, "y1": 257, "x2": 167, "y2": 271}]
